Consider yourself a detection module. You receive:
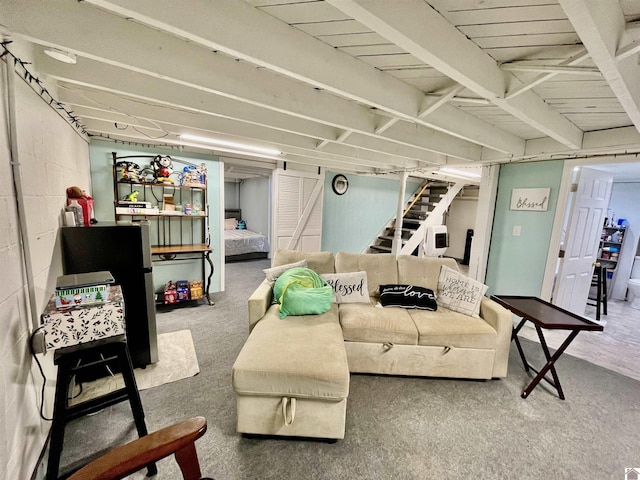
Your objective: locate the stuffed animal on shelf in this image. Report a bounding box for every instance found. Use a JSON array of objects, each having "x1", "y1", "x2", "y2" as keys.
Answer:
[
  {"x1": 115, "y1": 161, "x2": 141, "y2": 182},
  {"x1": 151, "y1": 155, "x2": 174, "y2": 184},
  {"x1": 124, "y1": 190, "x2": 140, "y2": 202}
]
